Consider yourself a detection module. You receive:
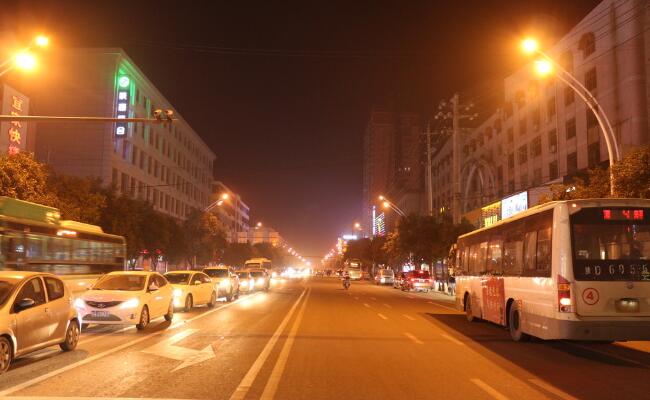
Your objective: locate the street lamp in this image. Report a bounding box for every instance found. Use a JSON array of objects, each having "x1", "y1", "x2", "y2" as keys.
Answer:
[
  {"x1": 0, "y1": 35, "x2": 50, "y2": 77},
  {"x1": 521, "y1": 37, "x2": 620, "y2": 195},
  {"x1": 378, "y1": 195, "x2": 406, "y2": 217},
  {"x1": 256, "y1": 222, "x2": 263, "y2": 228}
]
